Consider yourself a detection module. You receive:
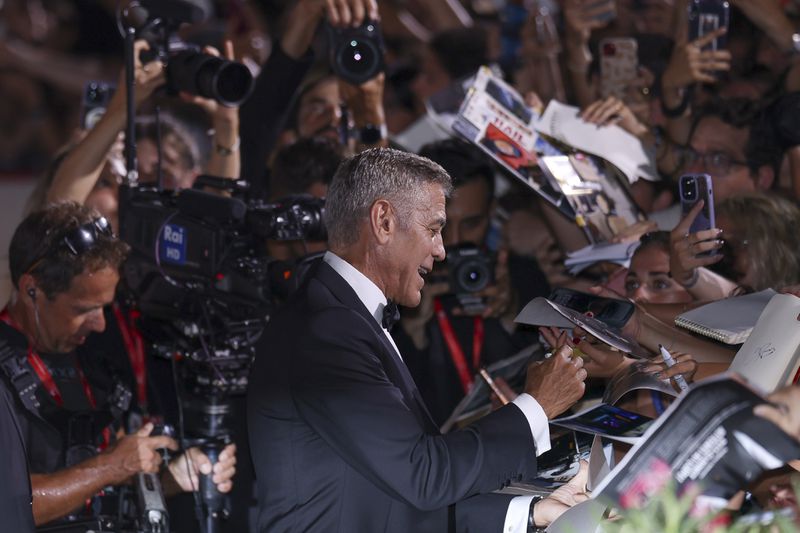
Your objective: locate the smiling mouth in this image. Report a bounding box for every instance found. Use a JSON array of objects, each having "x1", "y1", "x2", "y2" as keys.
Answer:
[{"x1": 418, "y1": 267, "x2": 429, "y2": 280}]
